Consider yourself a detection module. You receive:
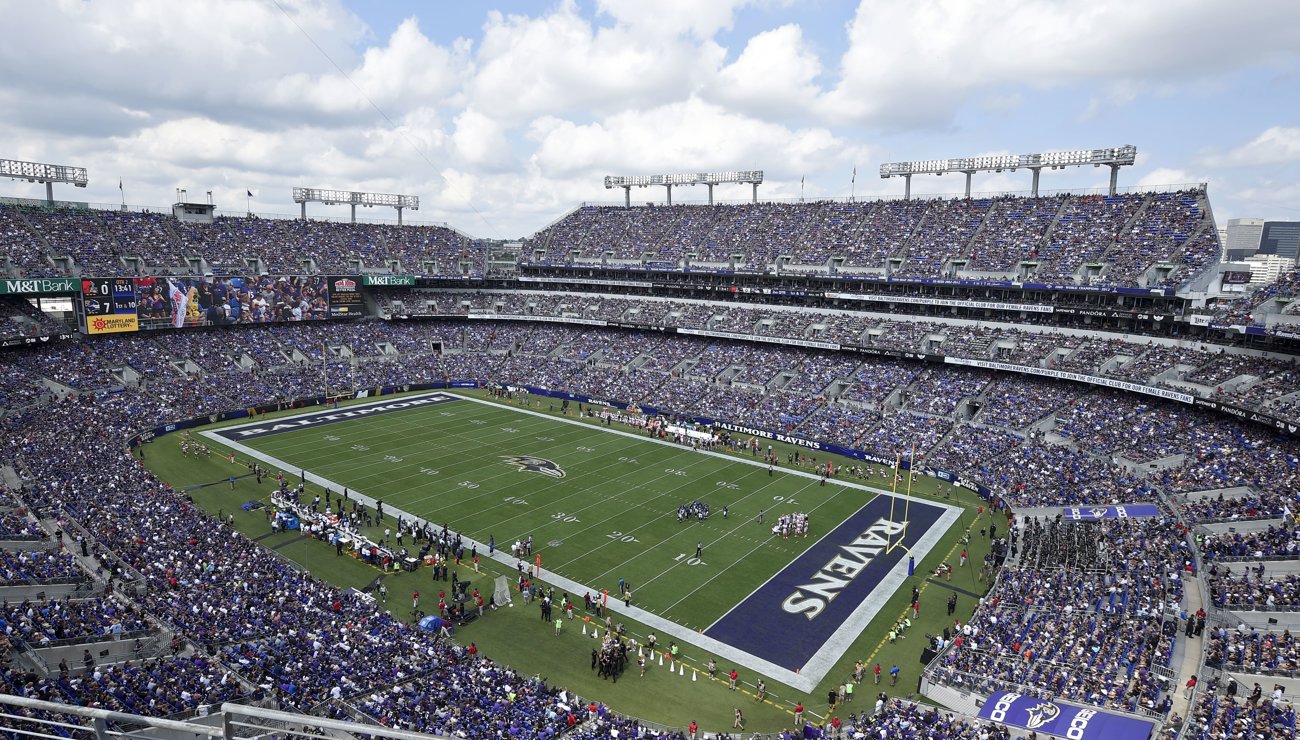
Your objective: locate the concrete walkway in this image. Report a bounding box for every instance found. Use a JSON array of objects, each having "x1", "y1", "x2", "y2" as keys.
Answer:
[{"x1": 1168, "y1": 575, "x2": 1205, "y2": 721}]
